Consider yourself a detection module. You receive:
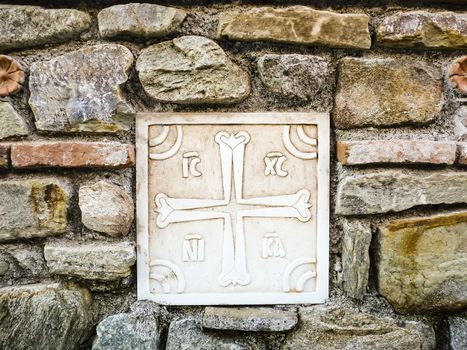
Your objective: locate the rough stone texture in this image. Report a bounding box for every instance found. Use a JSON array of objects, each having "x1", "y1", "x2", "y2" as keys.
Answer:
[
  {"x1": 338, "y1": 220, "x2": 371, "y2": 299},
  {"x1": 0, "y1": 101, "x2": 29, "y2": 139},
  {"x1": 448, "y1": 315, "x2": 467, "y2": 350},
  {"x1": 377, "y1": 11, "x2": 467, "y2": 49},
  {"x1": 337, "y1": 140, "x2": 456, "y2": 165},
  {"x1": 454, "y1": 106, "x2": 467, "y2": 138},
  {"x1": 448, "y1": 56, "x2": 467, "y2": 95},
  {"x1": 0, "y1": 178, "x2": 69, "y2": 242},
  {"x1": 376, "y1": 211, "x2": 467, "y2": 313},
  {"x1": 0, "y1": 244, "x2": 48, "y2": 280},
  {"x1": 29, "y1": 44, "x2": 134, "y2": 132},
  {"x1": 79, "y1": 181, "x2": 134, "y2": 237},
  {"x1": 458, "y1": 143, "x2": 467, "y2": 165},
  {"x1": 0, "y1": 261, "x2": 8, "y2": 275},
  {"x1": 11, "y1": 141, "x2": 135, "y2": 169},
  {"x1": 44, "y1": 241, "x2": 136, "y2": 281},
  {"x1": 0, "y1": 144, "x2": 9, "y2": 168},
  {"x1": 218, "y1": 6, "x2": 371, "y2": 49},
  {"x1": 203, "y1": 307, "x2": 297, "y2": 332},
  {"x1": 0, "y1": 5, "x2": 91, "y2": 51},
  {"x1": 336, "y1": 171, "x2": 467, "y2": 215},
  {"x1": 0, "y1": 283, "x2": 92, "y2": 350},
  {"x1": 334, "y1": 57, "x2": 443, "y2": 129},
  {"x1": 167, "y1": 318, "x2": 262, "y2": 350},
  {"x1": 98, "y1": 3, "x2": 186, "y2": 39},
  {"x1": 283, "y1": 305, "x2": 435, "y2": 349},
  {"x1": 136, "y1": 35, "x2": 250, "y2": 104},
  {"x1": 257, "y1": 54, "x2": 332, "y2": 100}
]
